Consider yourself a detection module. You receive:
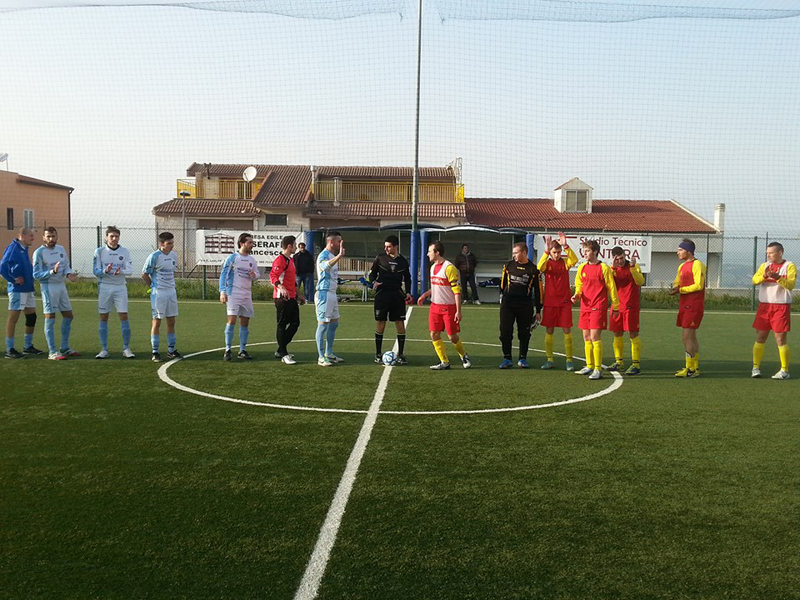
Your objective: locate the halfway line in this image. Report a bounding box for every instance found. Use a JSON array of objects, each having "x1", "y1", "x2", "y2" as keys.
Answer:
[{"x1": 293, "y1": 306, "x2": 413, "y2": 600}]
